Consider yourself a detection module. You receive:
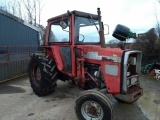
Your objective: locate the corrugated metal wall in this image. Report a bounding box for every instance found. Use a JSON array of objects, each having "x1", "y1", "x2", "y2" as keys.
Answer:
[
  {"x1": 0, "y1": 12, "x2": 39, "y2": 46},
  {"x1": 0, "y1": 10, "x2": 41, "y2": 82},
  {"x1": 0, "y1": 60, "x2": 29, "y2": 81}
]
